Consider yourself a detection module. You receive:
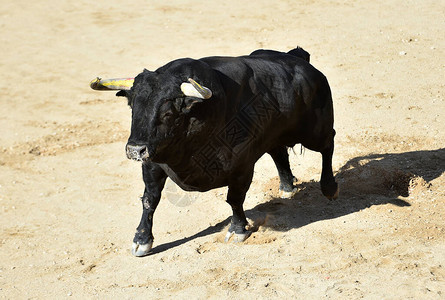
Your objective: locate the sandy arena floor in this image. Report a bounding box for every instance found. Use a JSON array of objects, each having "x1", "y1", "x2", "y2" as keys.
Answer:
[{"x1": 1, "y1": 0, "x2": 444, "y2": 298}]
